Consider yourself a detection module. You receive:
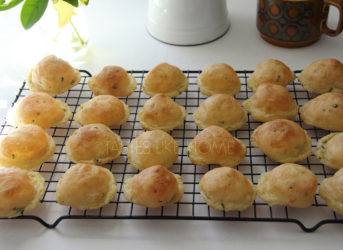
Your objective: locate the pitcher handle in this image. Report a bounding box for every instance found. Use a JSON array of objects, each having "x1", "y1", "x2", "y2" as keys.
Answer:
[{"x1": 321, "y1": 0, "x2": 343, "y2": 36}]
